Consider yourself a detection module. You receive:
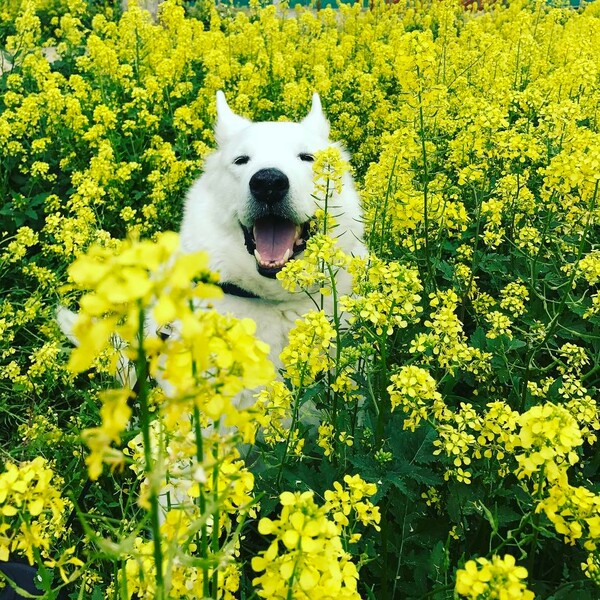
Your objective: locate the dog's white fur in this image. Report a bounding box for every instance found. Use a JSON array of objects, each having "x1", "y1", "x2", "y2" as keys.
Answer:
[
  {"x1": 178, "y1": 92, "x2": 365, "y2": 371},
  {"x1": 58, "y1": 93, "x2": 365, "y2": 388}
]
